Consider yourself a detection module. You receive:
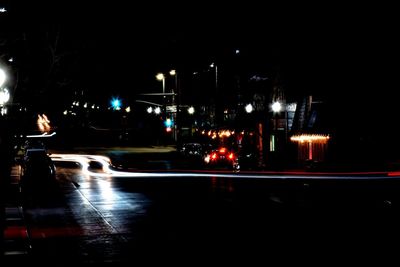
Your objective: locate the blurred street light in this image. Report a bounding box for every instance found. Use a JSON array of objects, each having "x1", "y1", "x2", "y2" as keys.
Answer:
[
  {"x1": 272, "y1": 101, "x2": 282, "y2": 113},
  {"x1": 188, "y1": 106, "x2": 195, "y2": 115},
  {"x1": 147, "y1": 107, "x2": 153, "y2": 114},
  {"x1": 245, "y1": 104, "x2": 253, "y2": 113},
  {"x1": 154, "y1": 107, "x2": 161, "y2": 114}
]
